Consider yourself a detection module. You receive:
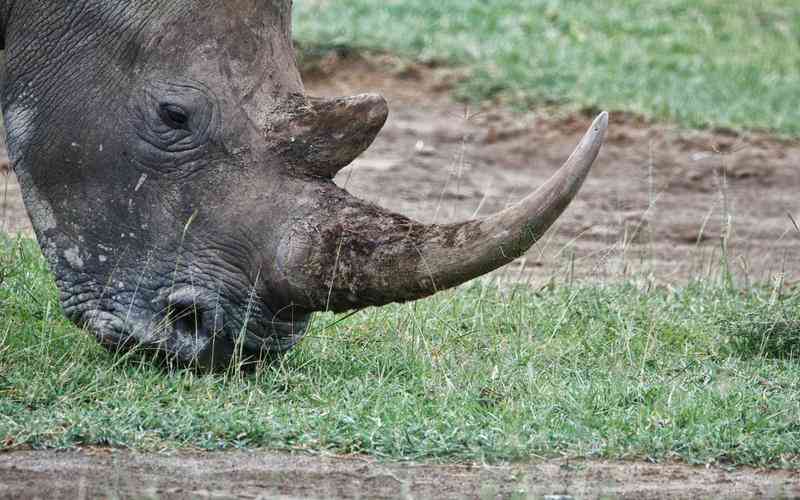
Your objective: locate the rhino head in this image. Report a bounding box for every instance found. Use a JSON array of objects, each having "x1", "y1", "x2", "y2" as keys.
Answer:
[{"x1": 0, "y1": 1, "x2": 607, "y2": 369}]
